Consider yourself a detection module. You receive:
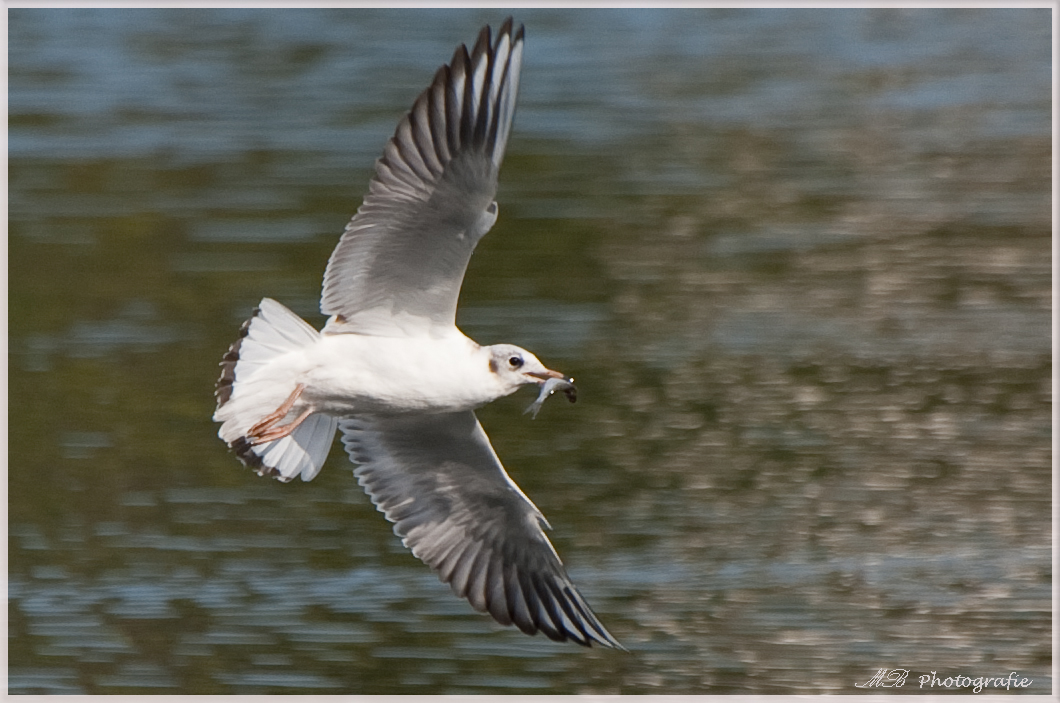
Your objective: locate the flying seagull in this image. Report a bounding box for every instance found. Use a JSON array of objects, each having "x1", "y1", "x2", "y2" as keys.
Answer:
[{"x1": 214, "y1": 18, "x2": 623, "y2": 650}]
